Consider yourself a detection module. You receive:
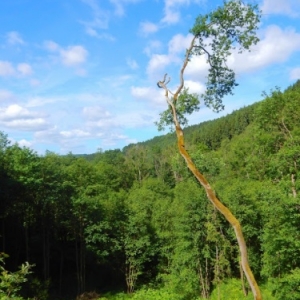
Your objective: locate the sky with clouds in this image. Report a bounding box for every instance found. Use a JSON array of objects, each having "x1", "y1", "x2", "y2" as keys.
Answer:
[{"x1": 0, "y1": 0, "x2": 300, "y2": 154}]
